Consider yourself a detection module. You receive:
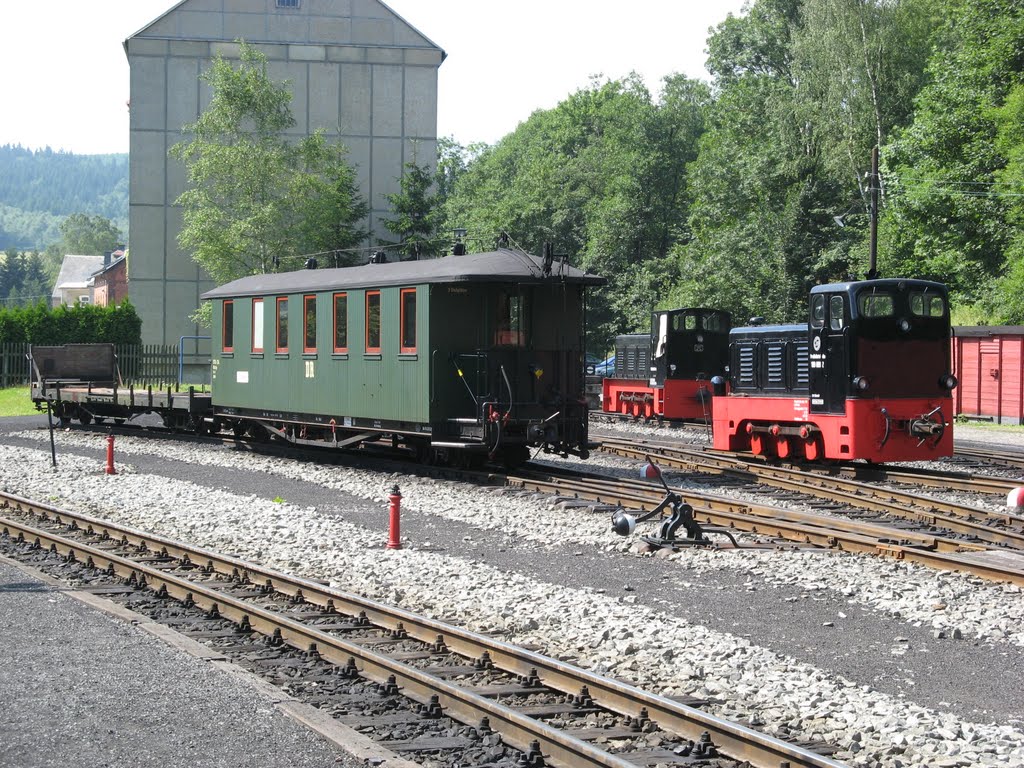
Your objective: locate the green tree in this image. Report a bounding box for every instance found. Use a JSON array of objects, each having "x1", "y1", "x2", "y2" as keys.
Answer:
[
  {"x1": 171, "y1": 41, "x2": 368, "y2": 284},
  {"x1": 56, "y1": 213, "x2": 123, "y2": 255},
  {"x1": 883, "y1": 0, "x2": 1024, "y2": 312},
  {"x1": 381, "y1": 160, "x2": 439, "y2": 258}
]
